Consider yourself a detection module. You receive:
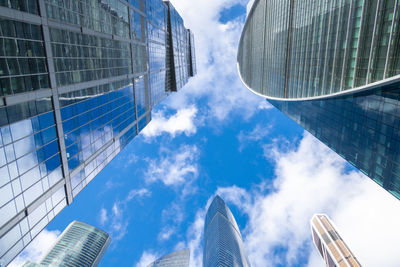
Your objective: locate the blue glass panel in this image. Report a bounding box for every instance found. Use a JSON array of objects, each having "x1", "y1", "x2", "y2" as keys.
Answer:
[
  {"x1": 41, "y1": 127, "x2": 57, "y2": 145},
  {"x1": 38, "y1": 112, "x2": 54, "y2": 129},
  {"x1": 45, "y1": 154, "x2": 61, "y2": 173}
]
